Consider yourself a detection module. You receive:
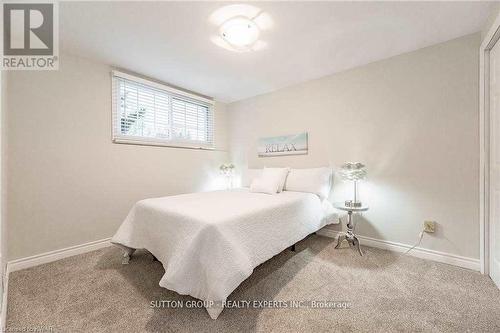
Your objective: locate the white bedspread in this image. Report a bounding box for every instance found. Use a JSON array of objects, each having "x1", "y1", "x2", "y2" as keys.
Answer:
[{"x1": 111, "y1": 188, "x2": 337, "y2": 319}]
